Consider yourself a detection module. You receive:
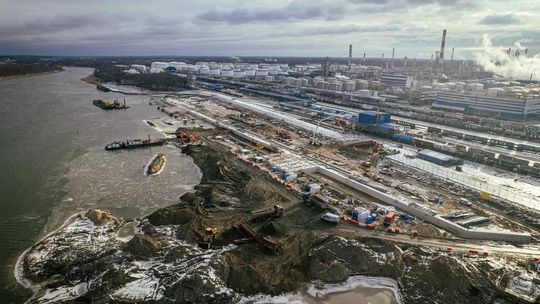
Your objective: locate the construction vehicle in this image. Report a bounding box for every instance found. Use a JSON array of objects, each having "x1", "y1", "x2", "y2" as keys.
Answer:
[
  {"x1": 361, "y1": 161, "x2": 372, "y2": 168},
  {"x1": 383, "y1": 212, "x2": 396, "y2": 226},
  {"x1": 250, "y1": 205, "x2": 284, "y2": 222},
  {"x1": 176, "y1": 129, "x2": 198, "y2": 143},
  {"x1": 197, "y1": 227, "x2": 220, "y2": 249},
  {"x1": 277, "y1": 130, "x2": 291, "y2": 139},
  {"x1": 236, "y1": 223, "x2": 278, "y2": 252}
]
